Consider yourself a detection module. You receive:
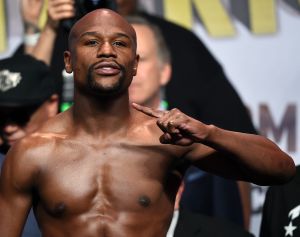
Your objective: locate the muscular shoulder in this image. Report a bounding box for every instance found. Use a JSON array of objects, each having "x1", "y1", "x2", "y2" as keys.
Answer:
[
  {"x1": 10, "y1": 111, "x2": 70, "y2": 163},
  {"x1": 2, "y1": 112, "x2": 71, "y2": 190},
  {"x1": 1, "y1": 136, "x2": 49, "y2": 192},
  {"x1": 130, "y1": 111, "x2": 164, "y2": 143}
]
